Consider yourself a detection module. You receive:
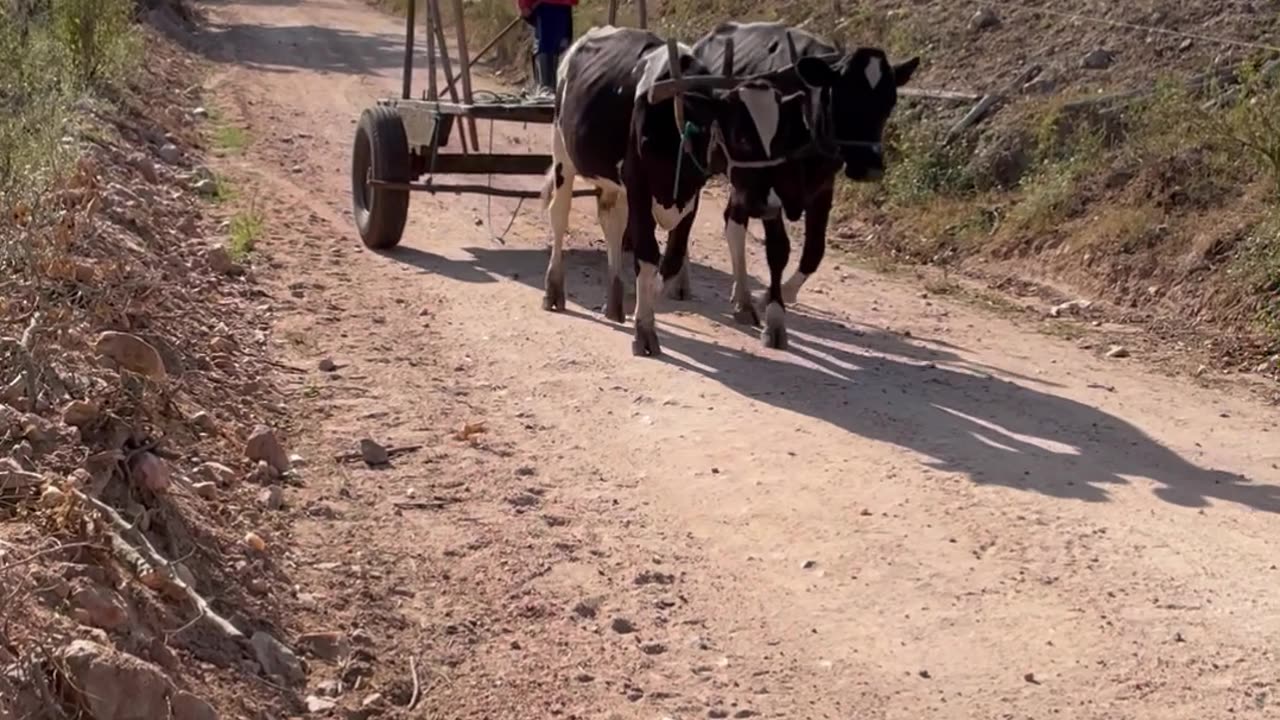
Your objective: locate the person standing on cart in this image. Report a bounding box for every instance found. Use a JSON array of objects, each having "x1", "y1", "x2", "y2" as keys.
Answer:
[{"x1": 518, "y1": 0, "x2": 577, "y2": 93}]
